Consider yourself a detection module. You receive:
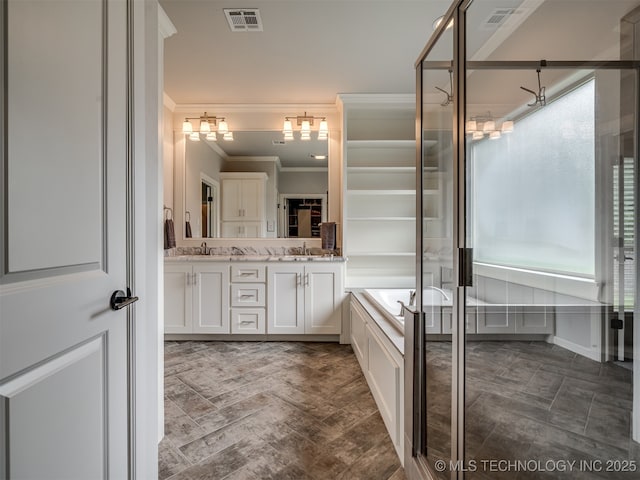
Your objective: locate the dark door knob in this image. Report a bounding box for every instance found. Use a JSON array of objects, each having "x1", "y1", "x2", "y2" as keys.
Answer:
[{"x1": 110, "y1": 288, "x2": 139, "y2": 310}]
